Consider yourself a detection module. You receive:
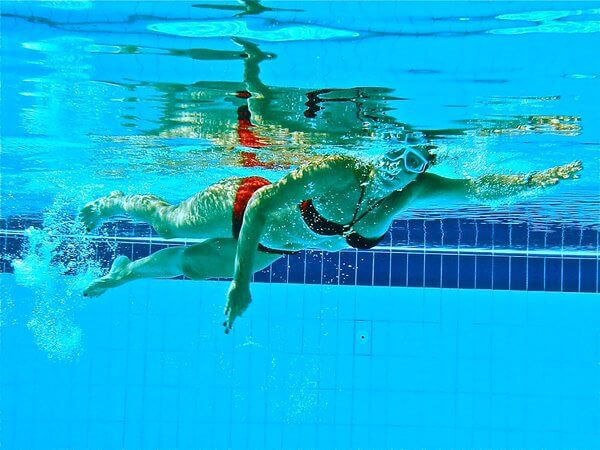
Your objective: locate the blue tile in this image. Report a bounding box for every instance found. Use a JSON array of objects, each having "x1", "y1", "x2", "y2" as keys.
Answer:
[
  {"x1": 378, "y1": 231, "x2": 392, "y2": 247},
  {"x1": 580, "y1": 259, "x2": 598, "y2": 293},
  {"x1": 476, "y1": 223, "x2": 493, "y2": 249},
  {"x1": 253, "y1": 266, "x2": 271, "y2": 283},
  {"x1": 133, "y1": 223, "x2": 153, "y2": 237},
  {"x1": 7, "y1": 216, "x2": 20, "y2": 229},
  {"x1": 458, "y1": 219, "x2": 476, "y2": 247},
  {"x1": 424, "y1": 254, "x2": 441, "y2": 287},
  {"x1": 99, "y1": 221, "x2": 118, "y2": 236},
  {"x1": 391, "y1": 219, "x2": 408, "y2": 240},
  {"x1": 270, "y1": 256, "x2": 289, "y2": 283},
  {"x1": 562, "y1": 259, "x2": 579, "y2": 292},
  {"x1": 544, "y1": 258, "x2": 562, "y2": 291},
  {"x1": 528, "y1": 228, "x2": 546, "y2": 249},
  {"x1": 339, "y1": 251, "x2": 357, "y2": 285},
  {"x1": 458, "y1": 255, "x2": 475, "y2": 288},
  {"x1": 356, "y1": 252, "x2": 373, "y2": 286},
  {"x1": 115, "y1": 242, "x2": 133, "y2": 259},
  {"x1": 442, "y1": 218, "x2": 460, "y2": 247},
  {"x1": 95, "y1": 241, "x2": 117, "y2": 269},
  {"x1": 2, "y1": 260, "x2": 13, "y2": 274},
  {"x1": 4, "y1": 235, "x2": 23, "y2": 260},
  {"x1": 511, "y1": 223, "x2": 528, "y2": 249},
  {"x1": 373, "y1": 252, "x2": 390, "y2": 286},
  {"x1": 114, "y1": 220, "x2": 135, "y2": 236},
  {"x1": 492, "y1": 256, "x2": 509, "y2": 290},
  {"x1": 407, "y1": 253, "x2": 424, "y2": 287},
  {"x1": 545, "y1": 226, "x2": 563, "y2": 249},
  {"x1": 527, "y1": 257, "x2": 544, "y2": 291},
  {"x1": 0, "y1": 231, "x2": 6, "y2": 255},
  {"x1": 8, "y1": 216, "x2": 42, "y2": 230},
  {"x1": 149, "y1": 242, "x2": 169, "y2": 254},
  {"x1": 441, "y1": 254, "x2": 458, "y2": 288},
  {"x1": 408, "y1": 219, "x2": 424, "y2": 247},
  {"x1": 287, "y1": 251, "x2": 306, "y2": 284},
  {"x1": 510, "y1": 257, "x2": 527, "y2": 290},
  {"x1": 580, "y1": 227, "x2": 598, "y2": 251},
  {"x1": 391, "y1": 218, "x2": 408, "y2": 229},
  {"x1": 0, "y1": 218, "x2": 6, "y2": 229},
  {"x1": 305, "y1": 251, "x2": 323, "y2": 284},
  {"x1": 322, "y1": 251, "x2": 339, "y2": 285},
  {"x1": 391, "y1": 222, "x2": 408, "y2": 246},
  {"x1": 493, "y1": 223, "x2": 510, "y2": 249},
  {"x1": 390, "y1": 252, "x2": 407, "y2": 286},
  {"x1": 132, "y1": 241, "x2": 150, "y2": 261},
  {"x1": 563, "y1": 227, "x2": 581, "y2": 248},
  {"x1": 425, "y1": 220, "x2": 442, "y2": 247},
  {"x1": 475, "y1": 255, "x2": 493, "y2": 289}
]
